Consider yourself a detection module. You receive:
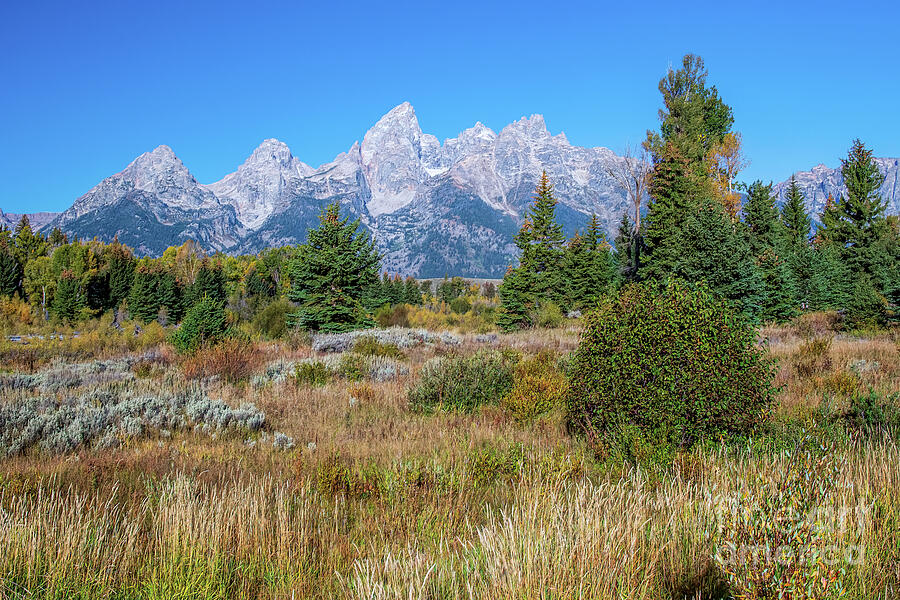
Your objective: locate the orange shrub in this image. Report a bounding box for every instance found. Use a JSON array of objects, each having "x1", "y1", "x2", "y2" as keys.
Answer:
[{"x1": 182, "y1": 338, "x2": 263, "y2": 382}]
